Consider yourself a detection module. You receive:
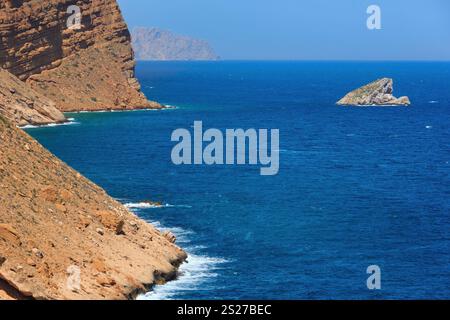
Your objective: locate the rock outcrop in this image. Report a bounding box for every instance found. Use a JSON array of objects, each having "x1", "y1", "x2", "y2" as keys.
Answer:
[
  {"x1": 0, "y1": 68, "x2": 66, "y2": 126},
  {"x1": 0, "y1": 117, "x2": 186, "y2": 300},
  {"x1": 132, "y1": 27, "x2": 219, "y2": 61},
  {"x1": 0, "y1": 0, "x2": 187, "y2": 300},
  {"x1": 0, "y1": 0, "x2": 162, "y2": 112},
  {"x1": 337, "y1": 78, "x2": 411, "y2": 106}
]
